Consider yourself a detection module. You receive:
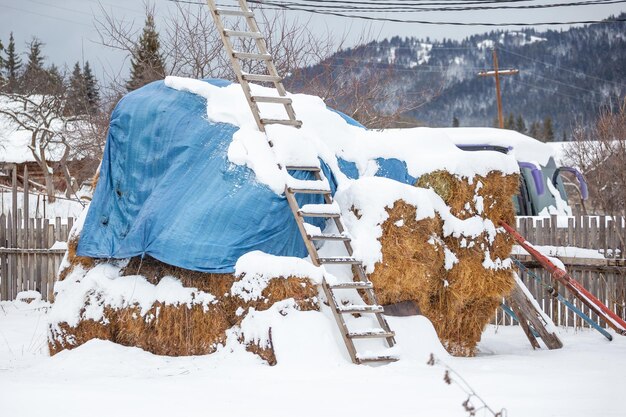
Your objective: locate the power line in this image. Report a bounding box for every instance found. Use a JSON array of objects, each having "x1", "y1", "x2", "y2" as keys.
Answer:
[
  {"x1": 261, "y1": 0, "x2": 626, "y2": 13},
  {"x1": 499, "y1": 47, "x2": 626, "y2": 88},
  {"x1": 0, "y1": 4, "x2": 93, "y2": 28}
]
